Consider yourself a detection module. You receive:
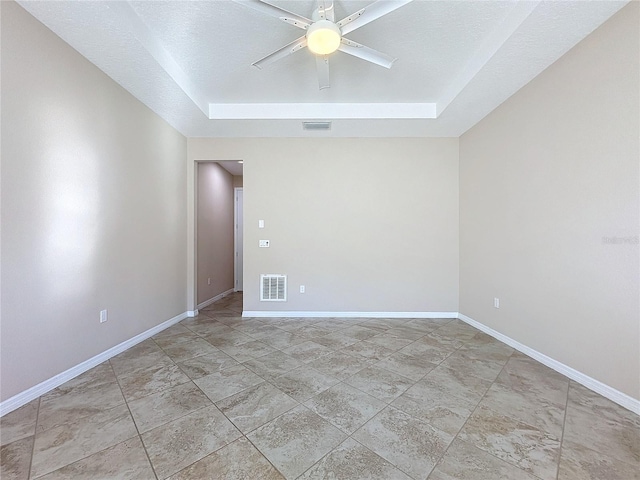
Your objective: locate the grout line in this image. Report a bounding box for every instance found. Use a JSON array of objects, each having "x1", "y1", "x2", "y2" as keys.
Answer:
[
  {"x1": 555, "y1": 379, "x2": 572, "y2": 480},
  {"x1": 107, "y1": 359, "x2": 163, "y2": 480},
  {"x1": 26, "y1": 396, "x2": 41, "y2": 480}
]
